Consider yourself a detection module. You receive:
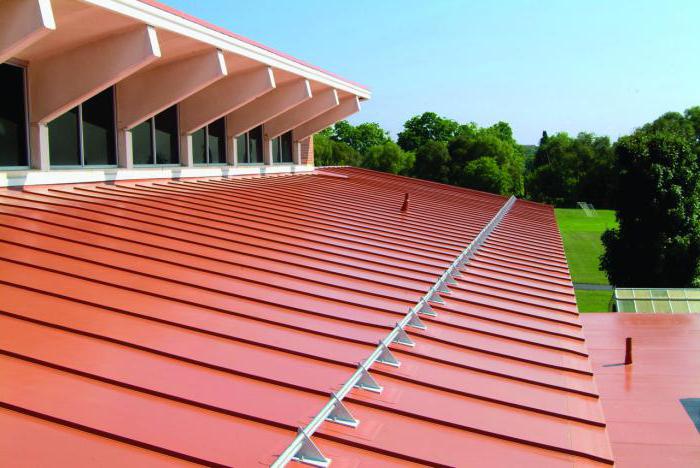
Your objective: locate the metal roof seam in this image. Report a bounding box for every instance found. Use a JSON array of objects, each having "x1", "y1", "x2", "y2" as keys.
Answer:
[
  {"x1": 0, "y1": 171, "x2": 615, "y2": 466},
  {"x1": 271, "y1": 196, "x2": 517, "y2": 467},
  {"x1": 0, "y1": 210, "x2": 430, "y2": 297},
  {"x1": 2, "y1": 247, "x2": 593, "y2": 369},
  {"x1": 3, "y1": 221, "x2": 590, "y2": 355},
  {"x1": 0, "y1": 223, "x2": 425, "y2": 308},
  {"x1": 0, "y1": 199, "x2": 436, "y2": 281},
  {"x1": 0, "y1": 296, "x2": 602, "y2": 431},
  {"x1": 31, "y1": 190, "x2": 453, "y2": 268},
  {"x1": 72, "y1": 184, "x2": 468, "y2": 254},
  {"x1": 0, "y1": 401, "x2": 225, "y2": 468},
  {"x1": 42, "y1": 188, "x2": 457, "y2": 264},
  {"x1": 0, "y1": 194, "x2": 443, "y2": 276}
]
